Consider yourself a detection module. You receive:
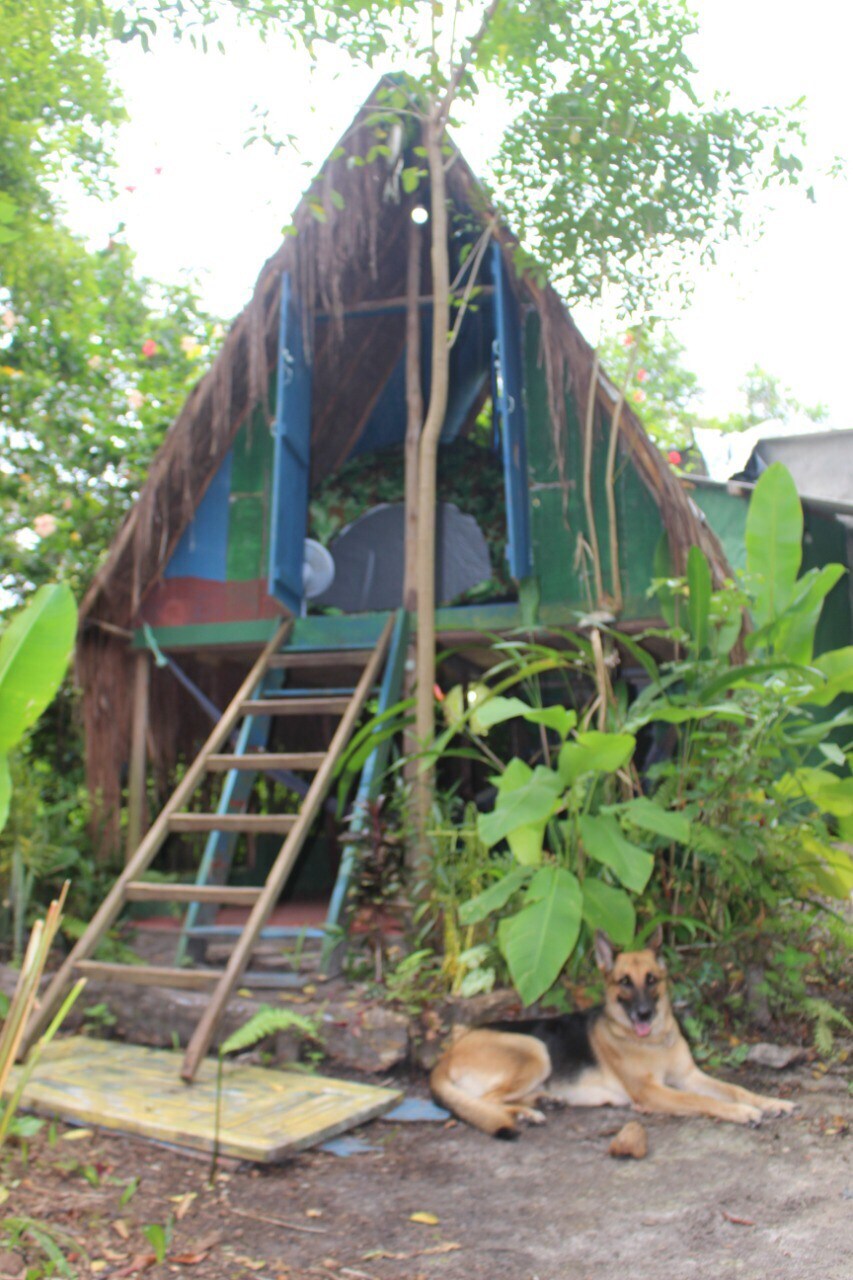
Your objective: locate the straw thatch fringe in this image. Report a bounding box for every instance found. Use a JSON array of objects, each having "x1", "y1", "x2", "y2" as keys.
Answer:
[{"x1": 77, "y1": 631, "x2": 133, "y2": 853}]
